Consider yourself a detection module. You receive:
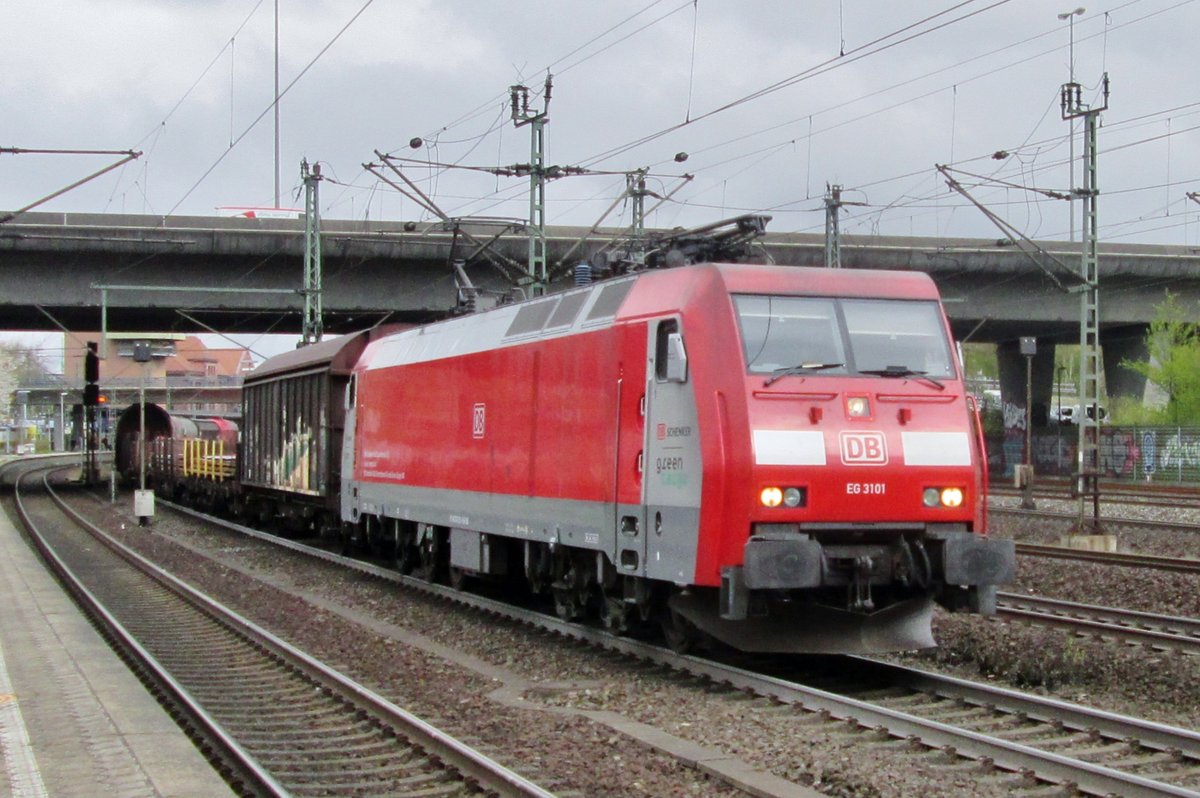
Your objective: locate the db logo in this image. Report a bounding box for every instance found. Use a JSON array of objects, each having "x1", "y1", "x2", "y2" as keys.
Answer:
[
  {"x1": 839, "y1": 431, "x2": 887, "y2": 465},
  {"x1": 657, "y1": 423, "x2": 666, "y2": 440},
  {"x1": 472, "y1": 403, "x2": 486, "y2": 439}
]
